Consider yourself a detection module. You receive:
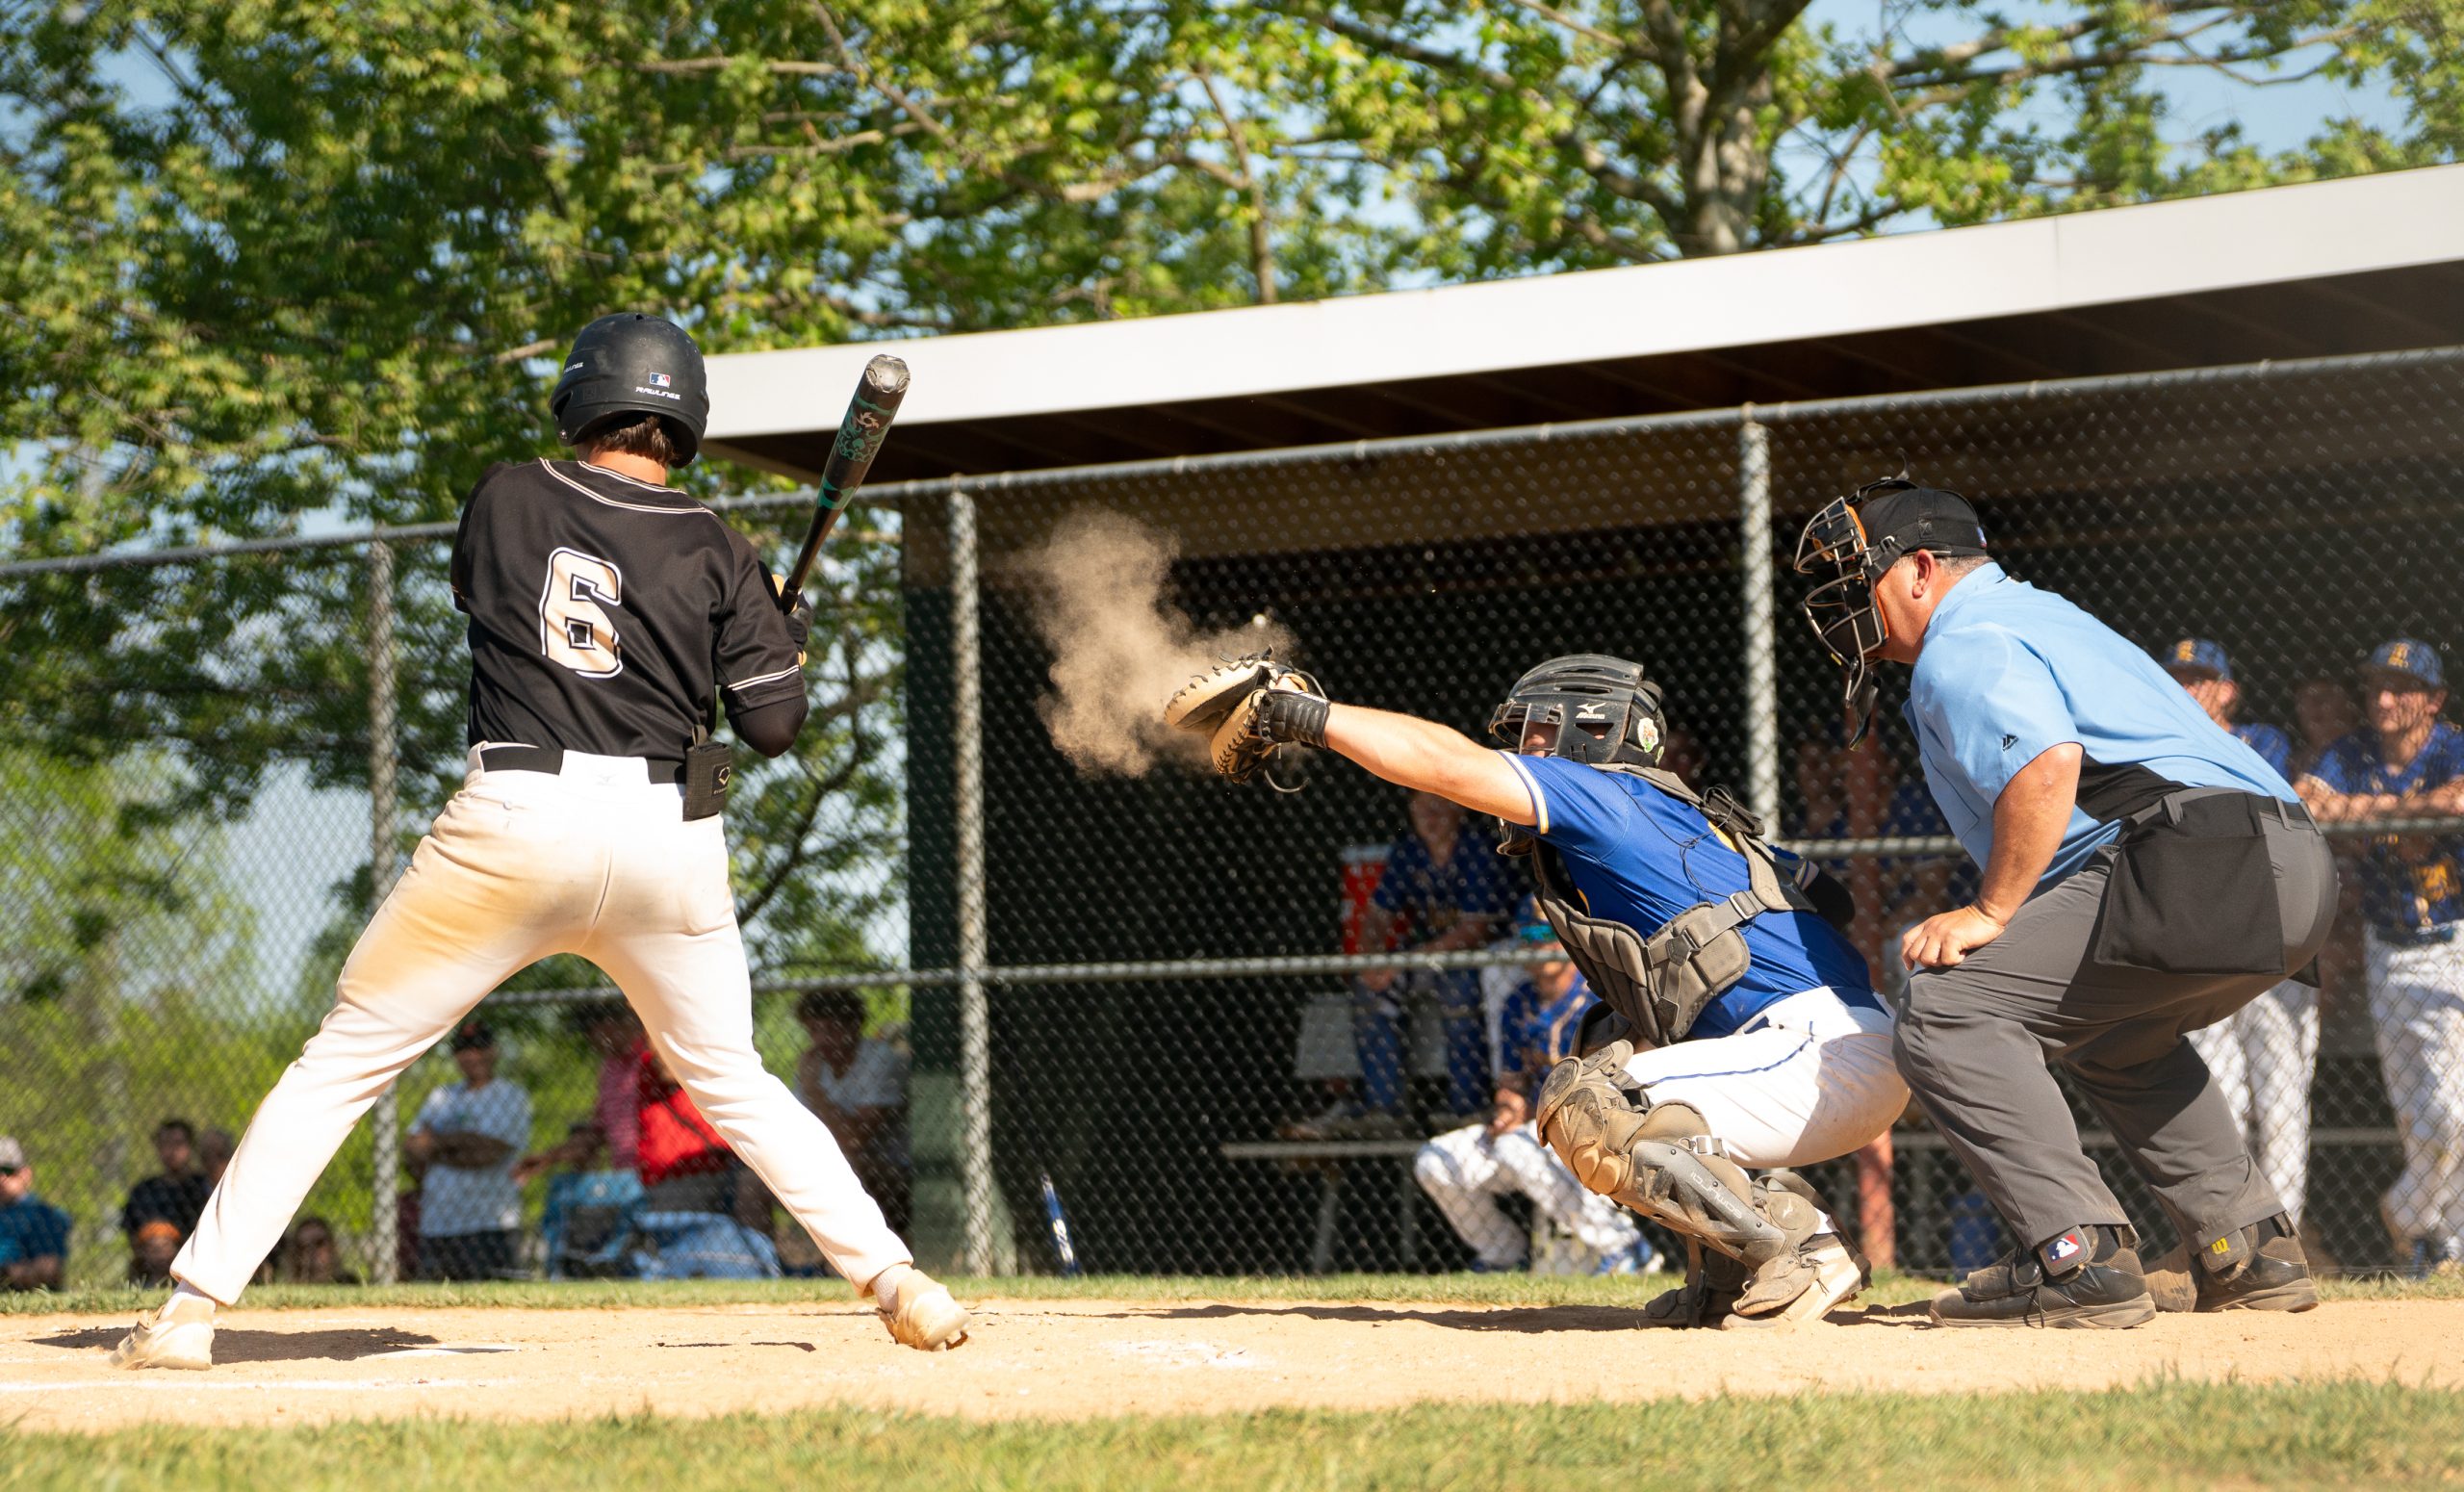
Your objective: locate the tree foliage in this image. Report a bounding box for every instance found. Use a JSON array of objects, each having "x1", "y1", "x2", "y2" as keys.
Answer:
[{"x1": 0, "y1": 0, "x2": 2451, "y2": 970}]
